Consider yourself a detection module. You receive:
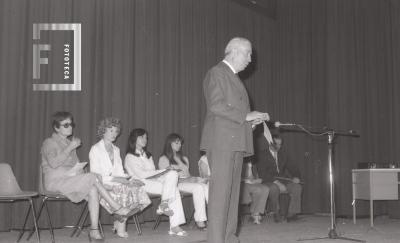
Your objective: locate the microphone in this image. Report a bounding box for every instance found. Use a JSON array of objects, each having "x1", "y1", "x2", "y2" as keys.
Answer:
[{"x1": 274, "y1": 121, "x2": 297, "y2": 127}]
